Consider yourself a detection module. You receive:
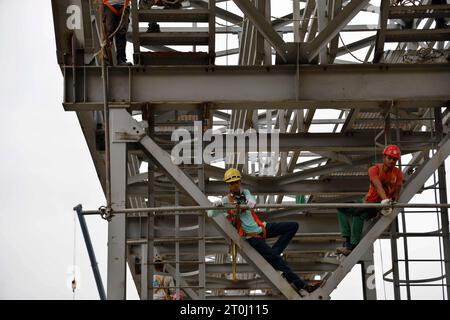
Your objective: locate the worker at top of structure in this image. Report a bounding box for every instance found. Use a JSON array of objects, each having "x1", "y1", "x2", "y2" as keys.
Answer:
[
  {"x1": 336, "y1": 145, "x2": 404, "y2": 256},
  {"x1": 139, "y1": 0, "x2": 184, "y2": 33},
  {"x1": 207, "y1": 168, "x2": 322, "y2": 295},
  {"x1": 102, "y1": 0, "x2": 133, "y2": 66}
]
